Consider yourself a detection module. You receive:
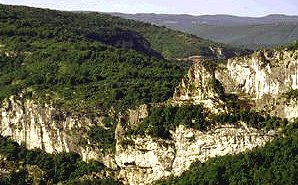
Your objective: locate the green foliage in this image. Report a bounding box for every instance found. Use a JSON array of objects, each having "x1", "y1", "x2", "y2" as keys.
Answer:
[
  {"x1": 224, "y1": 93, "x2": 241, "y2": 112},
  {"x1": 0, "y1": 167, "x2": 33, "y2": 185},
  {"x1": 276, "y1": 40, "x2": 298, "y2": 52},
  {"x1": 213, "y1": 110, "x2": 288, "y2": 130},
  {"x1": 88, "y1": 118, "x2": 117, "y2": 152},
  {"x1": 0, "y1": 4, "x2": 242, "y2": 60},
  {"x1": 128, "y1": 105, "x2": 208, "y2": 139},
  {"x1": 0, "y1": 5, "x2": 187, "y2": 113},
  {"x1": 283, "y1": 89, "x2": 298, "y2": 101},
  {"x1": 210, "y1": 79, "x2": 225, "y2": 100},
  {"x1": 0, "y1": 4, "x2": 247, "y2": 112},
  {"x1": 0, "y1": 136, "x2": 117, "y2": 184},
  {"x1": 128, "y1": 105, "x2": 286, "y2": 139},
  {"x1": 156, "y1": 121, "x2": 298, "y2": 185},
  {"x1": 202, "y1": 59, "x2": 227, "y2": 72}
]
